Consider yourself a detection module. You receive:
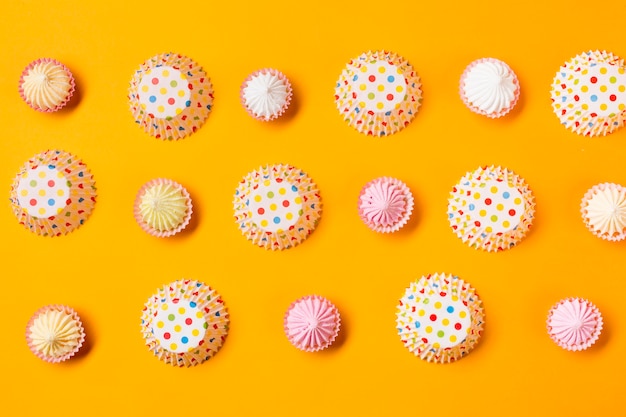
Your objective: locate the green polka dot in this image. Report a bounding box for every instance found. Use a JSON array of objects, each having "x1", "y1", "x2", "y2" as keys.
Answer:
[
  {"x1": 170, "y1": 80, "x2": 178, "y2": 87},
  {"x1": 610, "y1": 76, "x2": 617, "y2": 84},
  {"x1": 437, "y1": 330, "x2": 444, "y2": 337},
  {"x1": 423, "y1": 298, "x2": 429, "y2": 305},
  {"x1": 573, "y1": 79, "x2": 579, "y2": 85},
  {"x1": 267, "y1": 191, "x2": 274, "y2": 198},
  {"x1": 491, "y1": 215, "x2": 498, "y2": 222},
  {"x1": 367, "y1": 92, "x2": 375, "y2": 99},
  {"x1": 168, "y1": 314, "x2": 175, "y2": 321},
  {"x1": 203, "y1": 322, "x2": 208, "y2": 329},
  {"x1": 29, "y1": 180, "x2": 37, "y2": 186}
]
